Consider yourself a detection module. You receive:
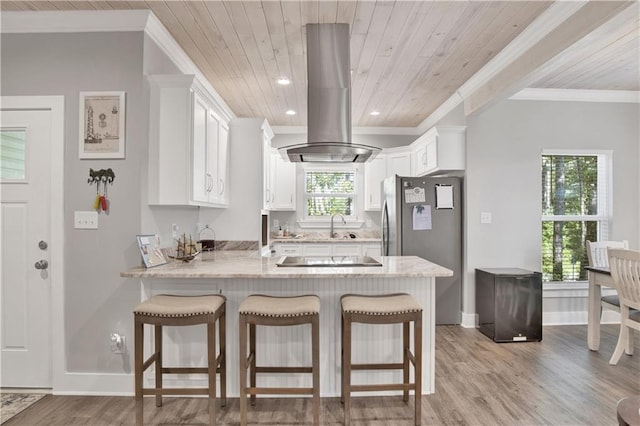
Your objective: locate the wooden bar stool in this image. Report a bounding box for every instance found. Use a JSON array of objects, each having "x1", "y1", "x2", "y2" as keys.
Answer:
[
  {"x1": 341, "y1": 293, "x2": 423, "y2": 426},
  {"x1": 134, "y1": 294, "x2": 226, "y2": 426},
  {"x1": 238, "y1": 294, "x2": 320, "y2": 426}
]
